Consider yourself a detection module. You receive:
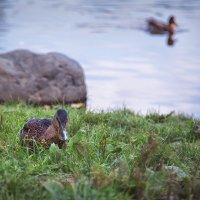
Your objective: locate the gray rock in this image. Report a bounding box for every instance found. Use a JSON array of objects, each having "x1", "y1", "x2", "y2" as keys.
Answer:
[{"x1": 0, "y1": 49, "x2": 87, "y2": 104}]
